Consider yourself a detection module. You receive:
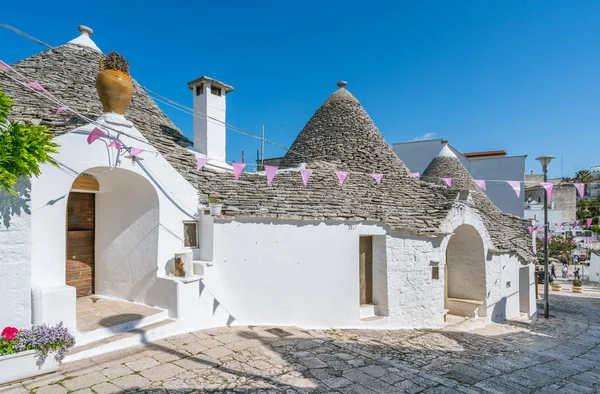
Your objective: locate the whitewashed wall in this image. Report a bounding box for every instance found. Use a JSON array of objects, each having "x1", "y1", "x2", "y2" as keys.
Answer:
[
  {"x1": 94, "y1": 168, "x2": 160, "y2": 302},
  {"x1": 29, "y1": 114, "x2": 198, "y2": 332},
  {"x1": 0, "y1": 179, "x2": 32, "y2": 328}
]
